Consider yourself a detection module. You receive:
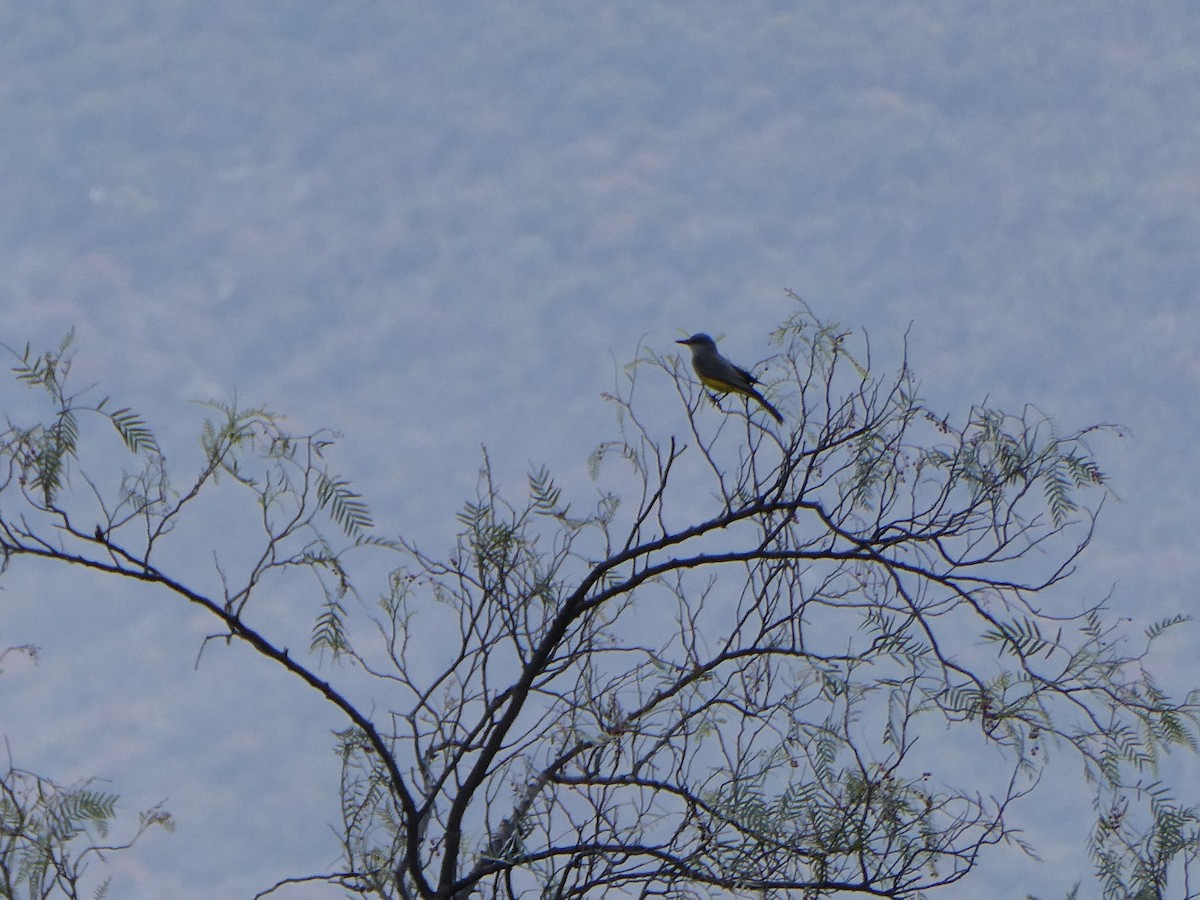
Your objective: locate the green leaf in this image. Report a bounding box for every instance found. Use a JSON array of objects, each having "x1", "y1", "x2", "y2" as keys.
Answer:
[
  {"x1": 109, "y1": 407, "x2": 159, "y2": 454},
  {"x1": 317, "y1": 474, "x2": 373, "y2": 538}
]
